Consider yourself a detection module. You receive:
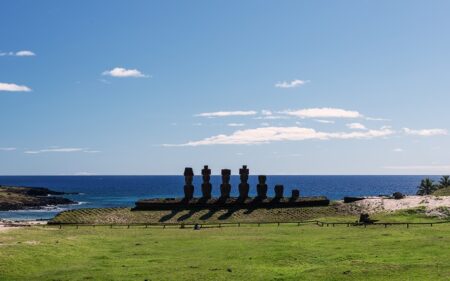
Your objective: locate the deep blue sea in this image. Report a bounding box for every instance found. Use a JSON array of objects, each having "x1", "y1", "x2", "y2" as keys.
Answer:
[{"x1": 0, "y1": 175, "x2": 438, "y2": 220}]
